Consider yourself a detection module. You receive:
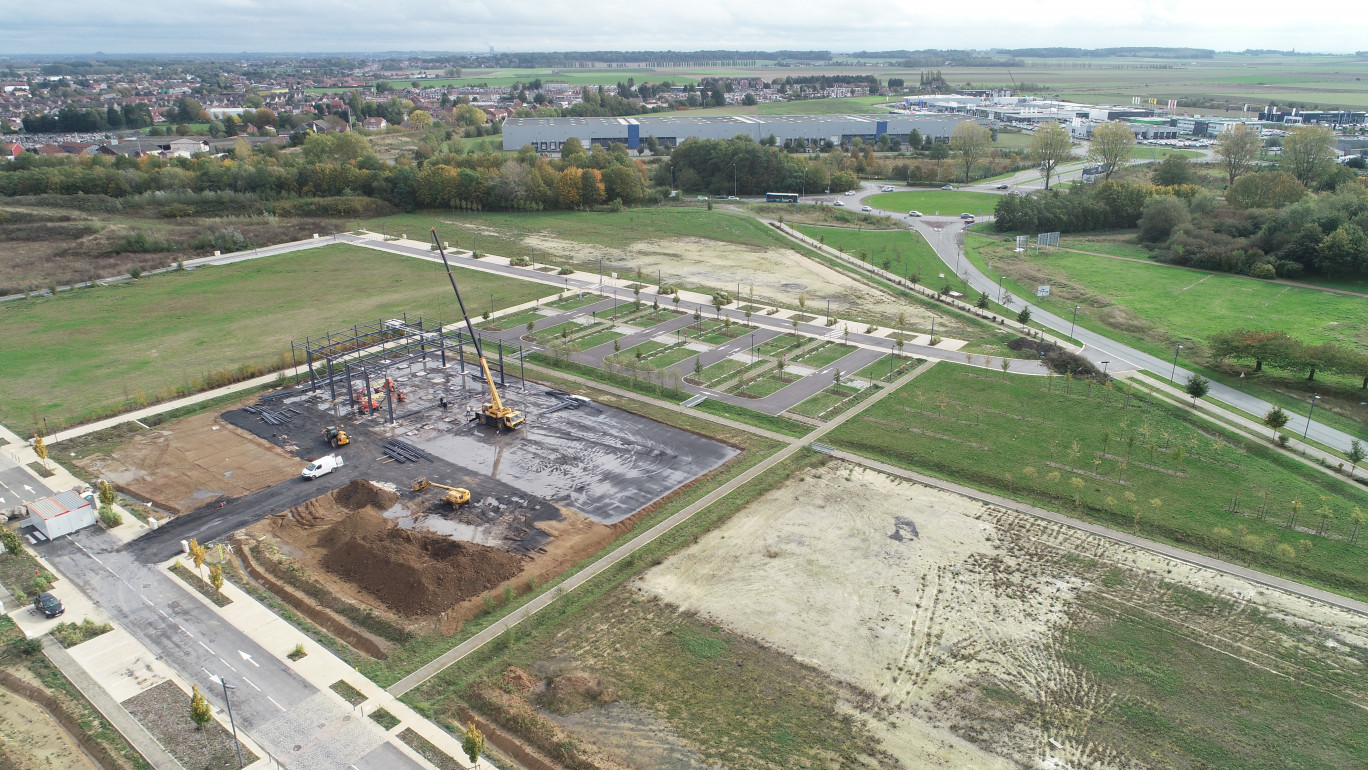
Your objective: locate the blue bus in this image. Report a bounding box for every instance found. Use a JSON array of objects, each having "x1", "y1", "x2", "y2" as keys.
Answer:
[{"x1": 765, "y1": 192, "x2": 799, "y2": 203}]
